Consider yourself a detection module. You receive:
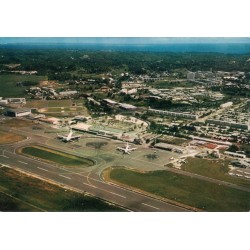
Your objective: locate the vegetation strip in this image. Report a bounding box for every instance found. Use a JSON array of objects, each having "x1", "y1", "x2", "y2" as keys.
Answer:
[
  {"x1": 20, "y1": 145, "x2": 94, "y2": 167},
  {"x1": 105, "y1": 167, "x2": 250, "y2": 212},
  {"x1": 179, "y1": 157, "x2": 250, "y2": 189},
  {"x1": 0, "y1": 166, "x2": 125, "y2": 212}
]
